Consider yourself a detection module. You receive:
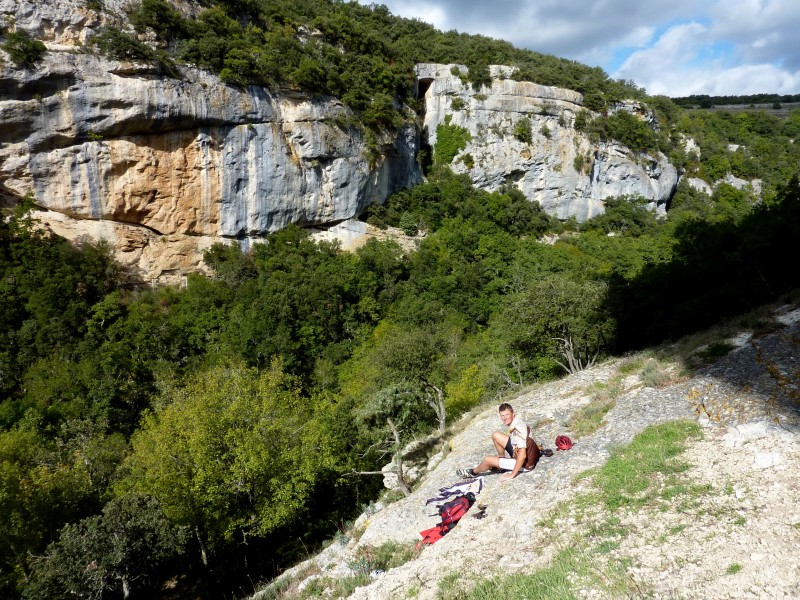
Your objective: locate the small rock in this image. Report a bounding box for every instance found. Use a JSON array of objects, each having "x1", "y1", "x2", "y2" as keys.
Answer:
[{"x1": 753, "y1": 452, "x2": 784, "y2": 469}]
